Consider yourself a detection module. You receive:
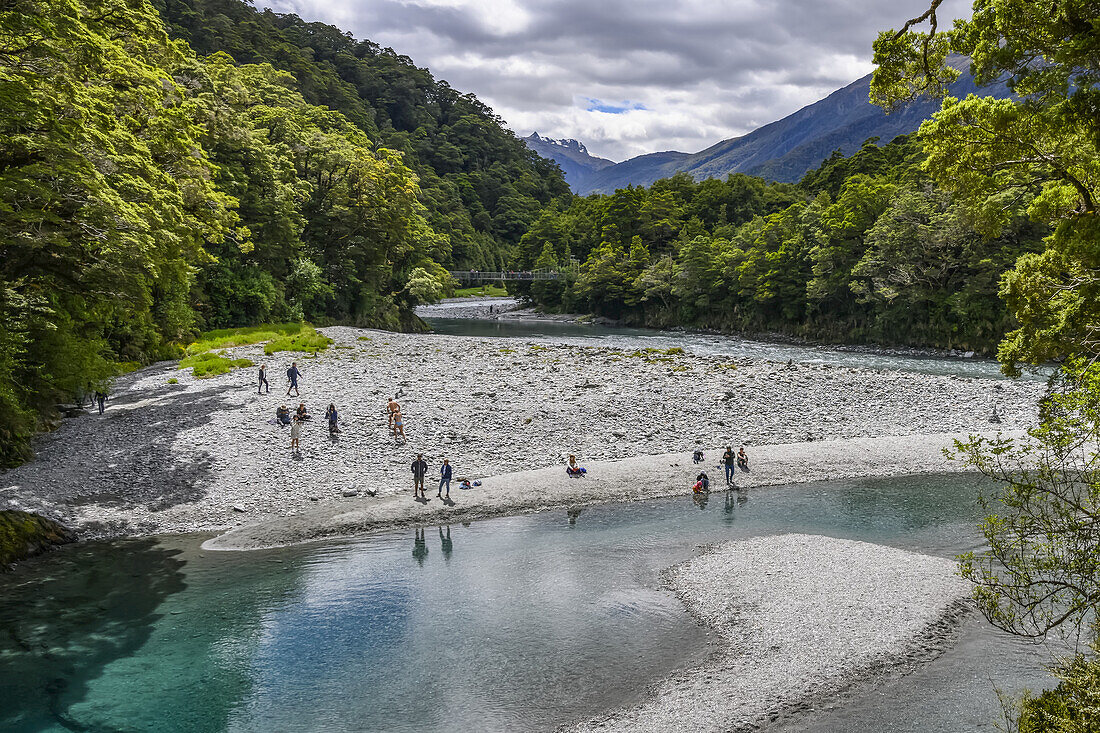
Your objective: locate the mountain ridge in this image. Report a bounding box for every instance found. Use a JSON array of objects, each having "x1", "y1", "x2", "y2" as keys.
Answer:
[{"x1": 544, "y1": 58, "x2": 1012, "y2": 194}]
